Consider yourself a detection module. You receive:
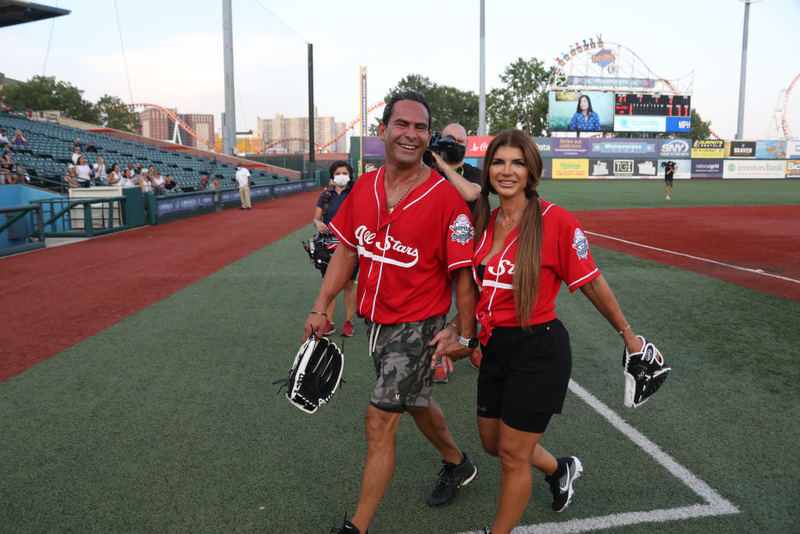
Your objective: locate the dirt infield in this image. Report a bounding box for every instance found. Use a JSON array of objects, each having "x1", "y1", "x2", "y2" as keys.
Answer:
[
  {"x1": 574, "y1": 205, "x2": 800, "y2": 301},
  {"x1": 0, "y1": 191, "x2": 321, "y2": 382}
]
